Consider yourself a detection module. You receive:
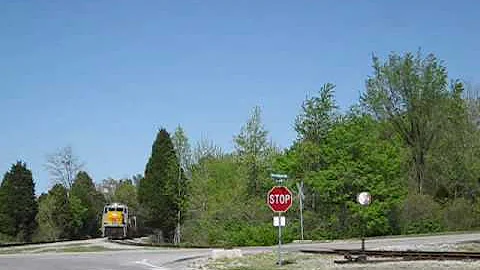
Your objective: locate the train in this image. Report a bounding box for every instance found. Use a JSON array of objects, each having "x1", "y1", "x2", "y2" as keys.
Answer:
[{"x1": 101, "y1": 202, "x2": 137, "y2": 239}]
